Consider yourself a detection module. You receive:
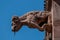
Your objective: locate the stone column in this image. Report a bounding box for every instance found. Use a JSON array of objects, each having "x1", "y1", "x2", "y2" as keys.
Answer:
[{"x1": 53, "y1": 0, "x2": 60, "y2": 40}]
